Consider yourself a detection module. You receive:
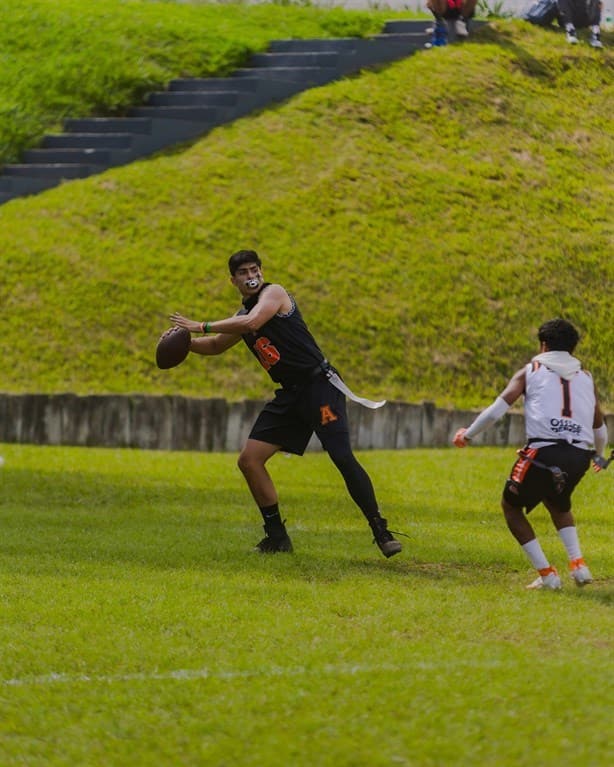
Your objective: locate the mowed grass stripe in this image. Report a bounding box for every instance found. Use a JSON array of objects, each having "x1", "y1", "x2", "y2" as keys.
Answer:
[{"x1": 6, "y1": 651, "x2": 600, "y2": 692}]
